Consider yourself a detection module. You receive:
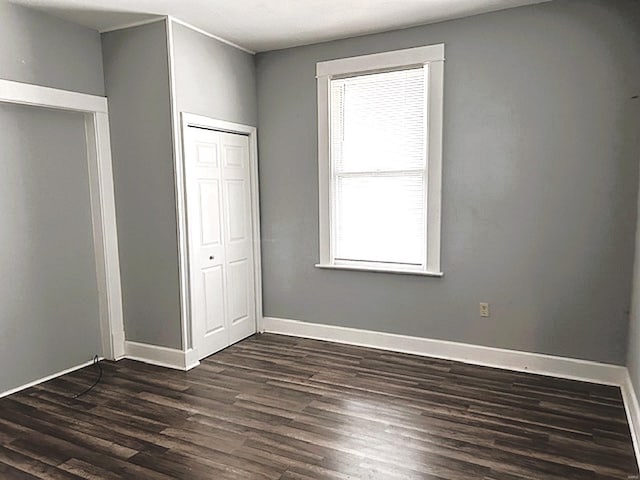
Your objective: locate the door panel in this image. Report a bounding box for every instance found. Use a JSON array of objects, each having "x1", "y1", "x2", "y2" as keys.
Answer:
[
  {"x1": 223, "y1": 144, "x2": 244, "y2": 168},
  {"x1": 184, "y1": 125, "x2": 256, "y2": 360},
  {"x1": 199, "y1": 180, "x2": 222, "y2": 246},
  {"x1": 196, "y1": 144, "x2": 219, "y2": 166},
  {"x1": 202, "y1": 266, "x2": 225, "y2": 334},
  {"x1": 227, "y1": 259, "x2": 249, "y2": 324},
  {"x1": 226, "y1": 179, "x2": 247, "y2": 243}
]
